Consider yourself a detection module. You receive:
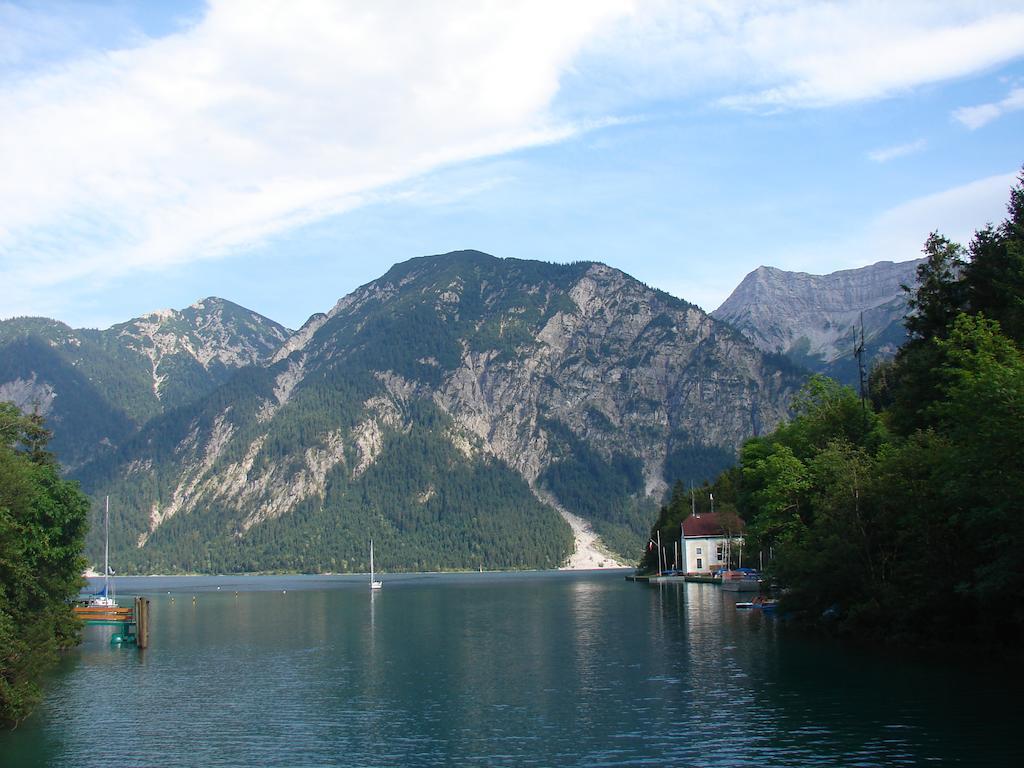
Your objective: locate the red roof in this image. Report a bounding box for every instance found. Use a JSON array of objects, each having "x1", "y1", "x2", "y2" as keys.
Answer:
[{"x1": 682, "y1": 512, "x2": 745, "y2": 538}]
